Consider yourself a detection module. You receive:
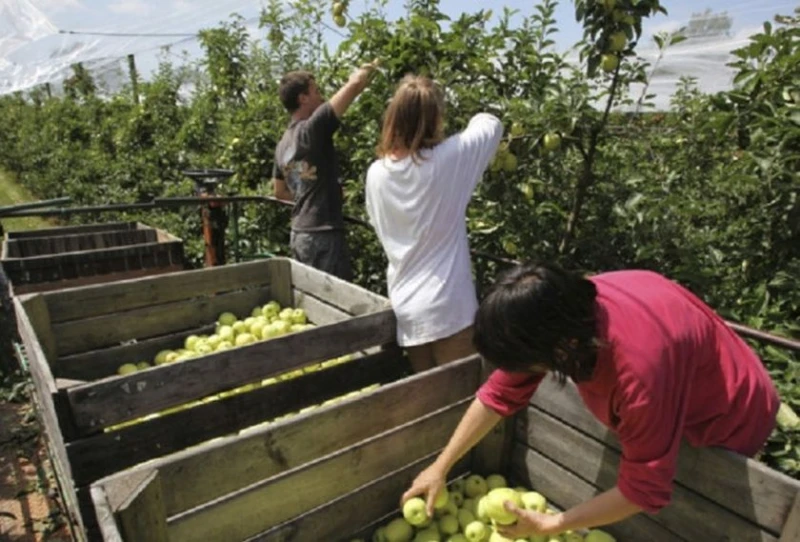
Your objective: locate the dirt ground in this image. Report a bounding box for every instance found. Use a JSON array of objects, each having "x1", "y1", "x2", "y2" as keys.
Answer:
[{"x1": 0, "y1": 387, "x2": 72, "y2": 542}]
